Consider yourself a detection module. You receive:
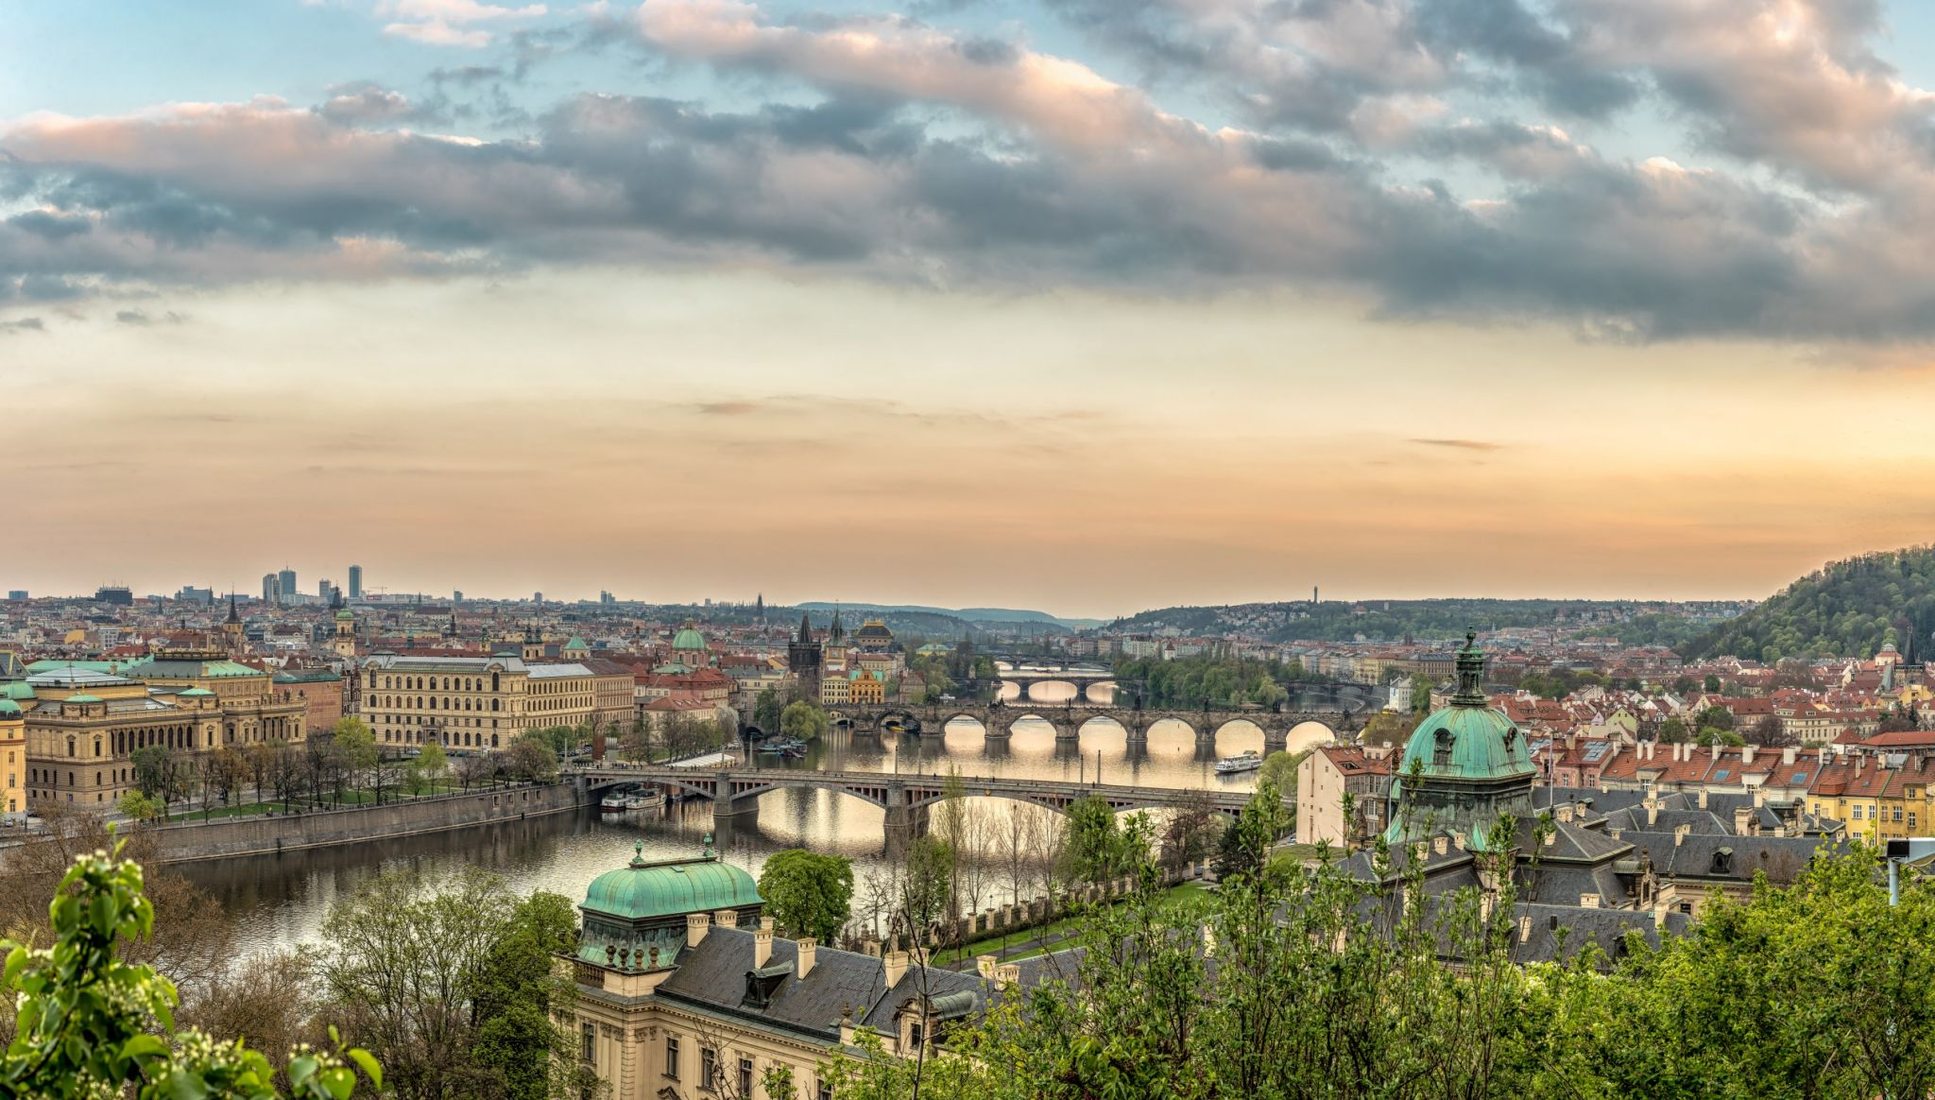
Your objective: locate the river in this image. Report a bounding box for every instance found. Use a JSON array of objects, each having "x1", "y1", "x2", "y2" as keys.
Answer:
[{"x1": 180, "y1": 702, "x2": 1347, "y2": 956}]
